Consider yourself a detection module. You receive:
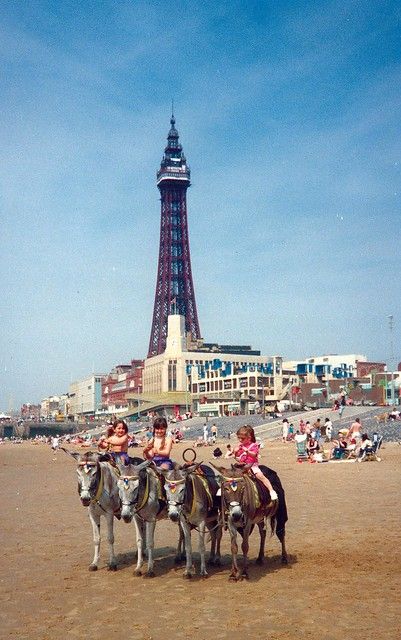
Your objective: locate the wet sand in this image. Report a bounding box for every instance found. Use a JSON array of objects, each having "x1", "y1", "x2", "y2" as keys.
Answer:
[{"x1": 1, "y1": 440, "x2": 400, "y2": 639}]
